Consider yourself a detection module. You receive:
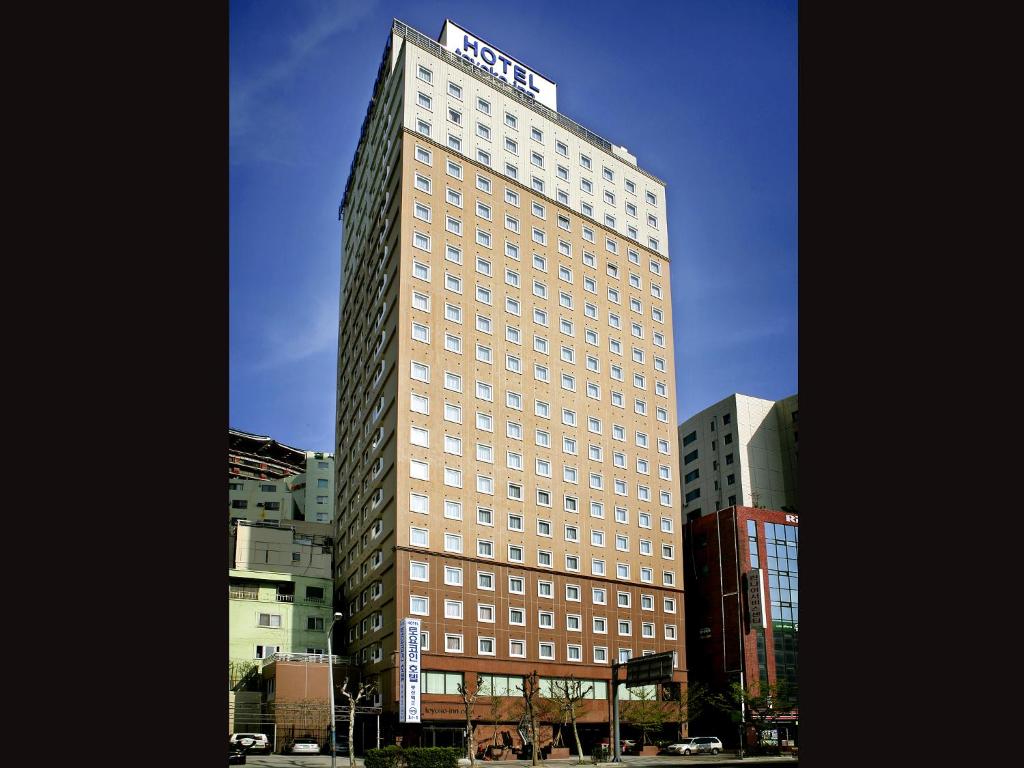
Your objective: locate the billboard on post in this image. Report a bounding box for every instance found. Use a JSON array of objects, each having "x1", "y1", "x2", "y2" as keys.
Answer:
[{"x1": 624, "y1": 650, "x2": 675, "y2": 688}]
